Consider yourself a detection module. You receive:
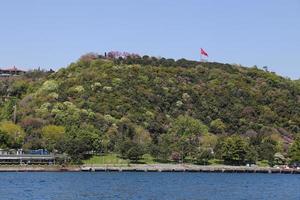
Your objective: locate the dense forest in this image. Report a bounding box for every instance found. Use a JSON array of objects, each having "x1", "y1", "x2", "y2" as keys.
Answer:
[{"x1": 1, "y1": 52, "x2": 300, "y2": 166}]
